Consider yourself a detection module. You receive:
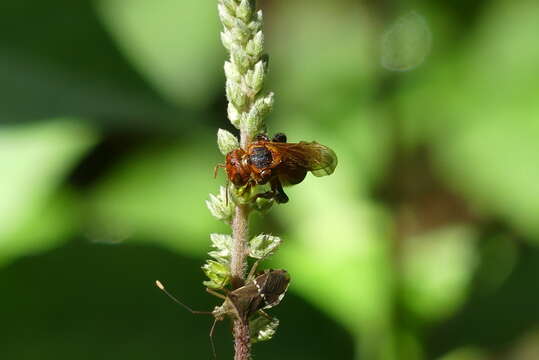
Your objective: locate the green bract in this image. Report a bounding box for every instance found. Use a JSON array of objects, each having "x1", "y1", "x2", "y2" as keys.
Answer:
[
  {"x1": 249, "y1": 234, "x2": 282, "y2": 260},
  {"x1": 204, "y1": 0, "x2": 283, "y2": 350},
  {"x1": 205, "y1": 186, "x2": 235, "y2": 223},
  {"x1": 217, "y1": 0, "x2": 272, "y2": 141},
  {"x1": 217, "y1": 129, "x2": 240, "y2": 155},
  {"x1": 202, "y1": 260, "x2": 230, "y2": 289},
  {"x1": 249, "y1": 316, "x2": 280, "y2": 343}
]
